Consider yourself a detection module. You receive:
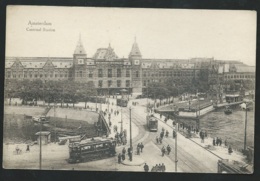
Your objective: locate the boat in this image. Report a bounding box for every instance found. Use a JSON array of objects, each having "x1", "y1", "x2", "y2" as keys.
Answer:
[
  {"x1": 32, "y1": 116, "x2": 49, "y2": 123},
  {"x1": 224, "y1": 106, "x2": 232, "y2": 115}
]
